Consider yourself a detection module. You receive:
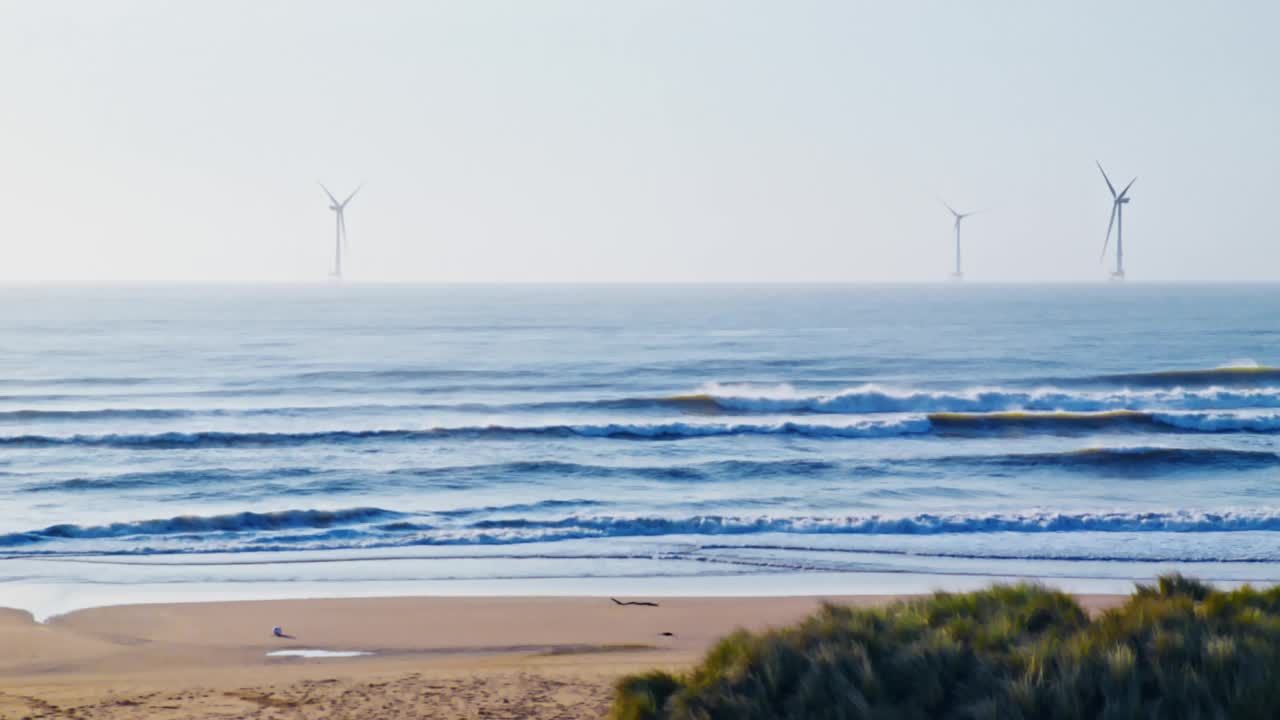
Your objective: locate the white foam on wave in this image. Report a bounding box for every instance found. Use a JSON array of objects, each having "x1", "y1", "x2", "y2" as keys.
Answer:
[
  {"x1": 0, "y1": 416, "x2": 934, "y2": 449},
  {"x1": 567, "y1": 417, "x2": 933, "y2": 439},
  {"x1": 1152, "y1": 411, "x2": 1280, "y2": 432},
  {"x1": 1219, "y1": 359, "x2": 1262, "y2": 369},
  {"x1": 695, "y1": 382, "x2": 1280, "y2": 415},
  {"x1": 14, "y1": 505, "x2": 1280, "y2": 560},
  {"x1": 454, "y1": 509, "x2": 1280, "y2": 537}
]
